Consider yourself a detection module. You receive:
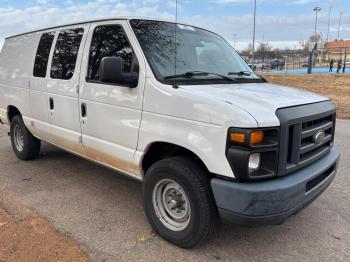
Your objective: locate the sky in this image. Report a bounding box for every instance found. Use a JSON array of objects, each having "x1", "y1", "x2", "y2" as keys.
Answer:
[{"x1": 0, "y1": 0, "x2": 349, "y2": 51}]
